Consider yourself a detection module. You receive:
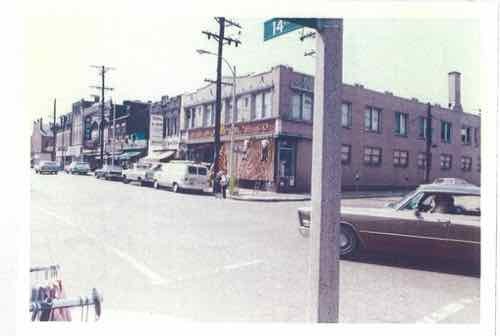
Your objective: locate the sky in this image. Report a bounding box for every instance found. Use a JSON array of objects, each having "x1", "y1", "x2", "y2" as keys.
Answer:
[{"x1": 24, "y1": 10, "x2": 480, "y2": 123}]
